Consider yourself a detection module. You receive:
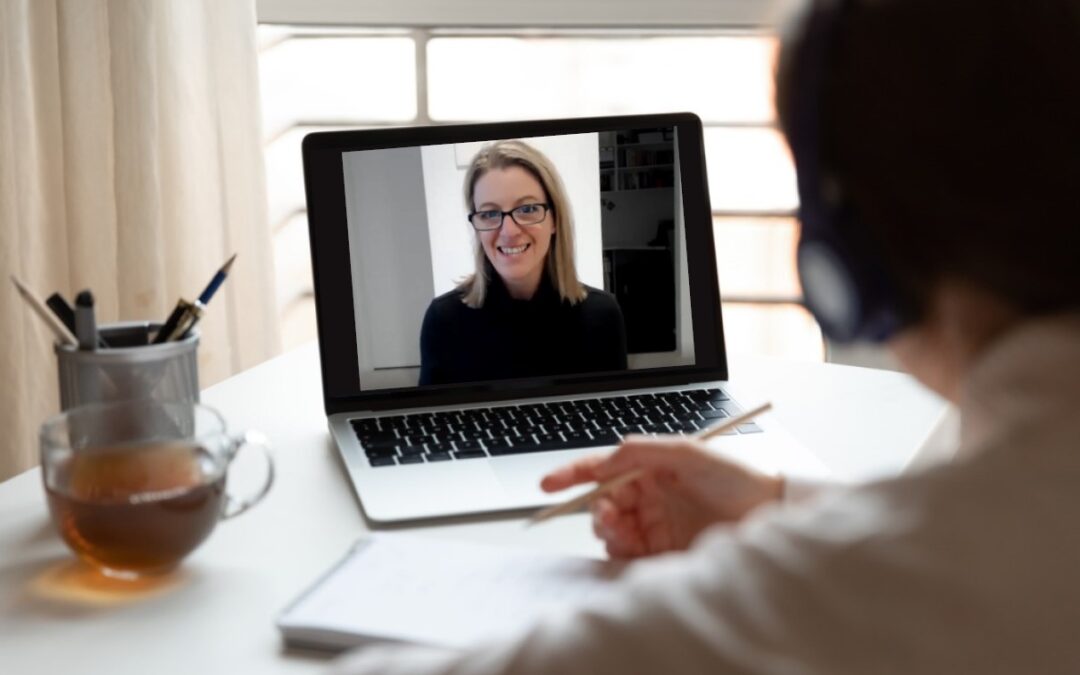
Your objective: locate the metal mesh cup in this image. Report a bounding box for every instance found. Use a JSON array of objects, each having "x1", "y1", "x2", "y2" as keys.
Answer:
[{"x1": 54, "y1": 322, "x2": 200, "y2": 410}]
